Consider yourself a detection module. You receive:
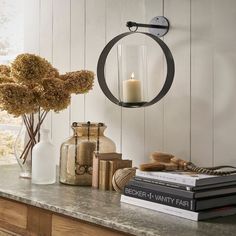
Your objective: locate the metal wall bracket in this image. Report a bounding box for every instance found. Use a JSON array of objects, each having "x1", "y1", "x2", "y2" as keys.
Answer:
[
  {"x1": 149, "y1": 16, "x2": 169, "y2": 37},
  {"x1": 126, "y1": 16, "x2": 169, "y2": 37}
]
